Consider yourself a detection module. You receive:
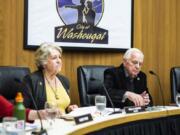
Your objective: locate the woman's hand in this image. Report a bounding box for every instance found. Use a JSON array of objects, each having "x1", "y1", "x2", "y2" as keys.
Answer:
[
  {"x1": 28, "y1": 109, "x2": 62, "y2": 120},
  {"x1": 67, "y1": 104, "x2": 78, "y2": 112},
  {"x1": 28, "y1": 110, "x2": 47, "y2": 120}
]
